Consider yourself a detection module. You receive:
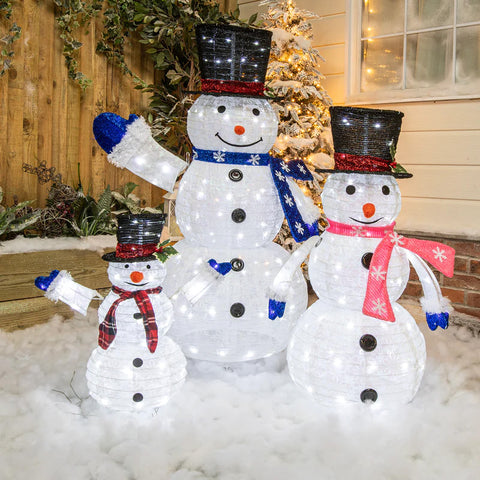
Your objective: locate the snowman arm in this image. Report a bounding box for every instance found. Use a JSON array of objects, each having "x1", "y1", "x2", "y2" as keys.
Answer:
[
  {"x1": 286, "y1": 178, "x2": 320, "y2": 225},
  {"x1": 171, "y1": 259, "x2": 232, "y2": 305},
  {"x1": 404, "y1": 251, "x2": 452, "y2": 331},
  {"x1": 35, "y1": 270, "x2": 103, "y2": 316},
  {"x1": 267, "y1": 235, "x2": 321, "y2": 319}
]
